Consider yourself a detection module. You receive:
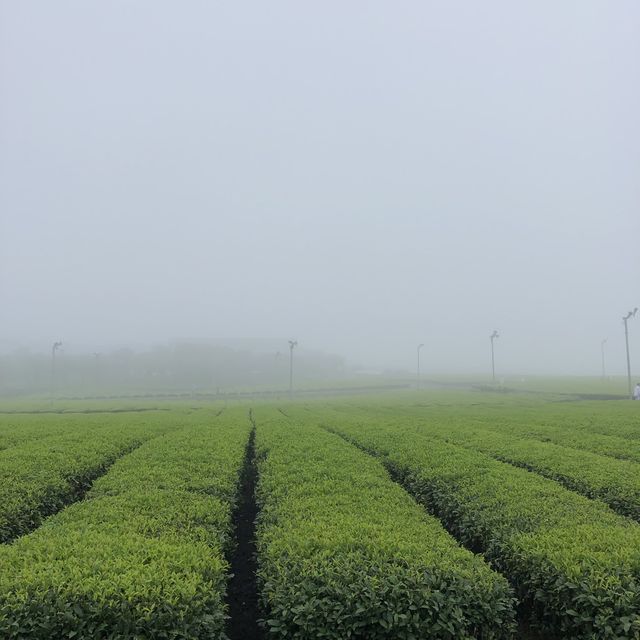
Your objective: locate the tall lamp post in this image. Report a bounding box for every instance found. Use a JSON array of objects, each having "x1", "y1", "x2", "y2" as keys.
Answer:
[
  {"x1": 600, "y1": 339, "x2": 607, "y2": 380},
  {"x1": 623, "y1": 309, "x2": 637, "y2": 398},
  {"x1": 490, "y1": 330, "x2": 499, "y2": 383},
  {"x1": 288, "y1": 340, "x2": 297, "y2": 397},
  {"x1": 51, "y1": 341, "x2": 63, "y2": 397},
  {"x1": 416, "y1": 343, "x2": 424, "y2": 390}
]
